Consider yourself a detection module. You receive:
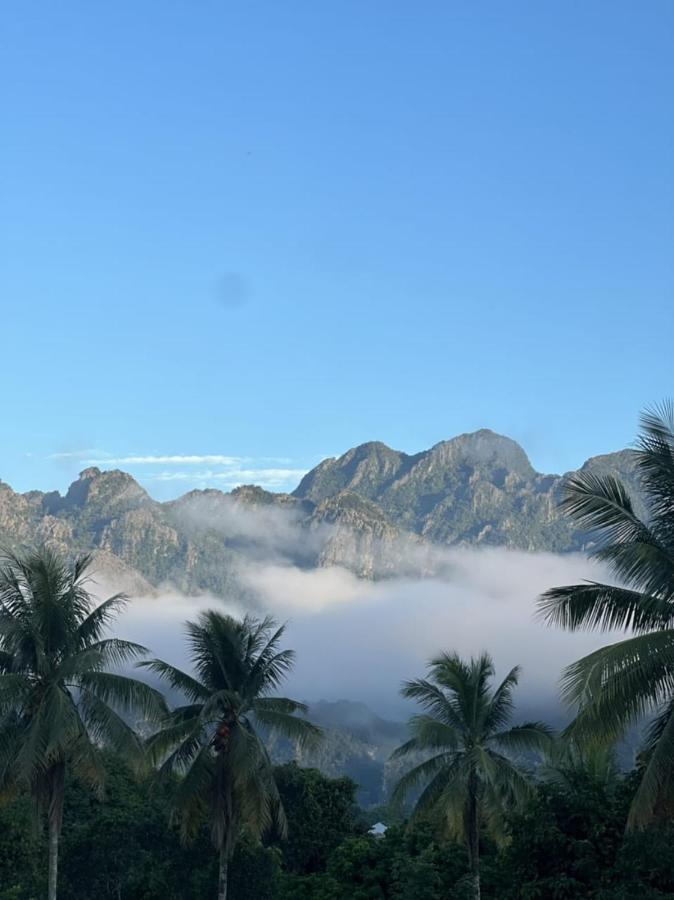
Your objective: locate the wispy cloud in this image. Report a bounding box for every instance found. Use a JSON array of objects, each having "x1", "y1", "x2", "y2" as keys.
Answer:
[
  {"x1": 44, "y1": 449, "x2": 309, "y2": 493},
  {"x1": 87, "y1": 454, "x2": 244, "y2": 466},
  {"x1": 47, "y1": 449, "x2": 103, "y2": 461},
  {"x1": 151, "y1": 468, "x2": 308, "y2": 489}
]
